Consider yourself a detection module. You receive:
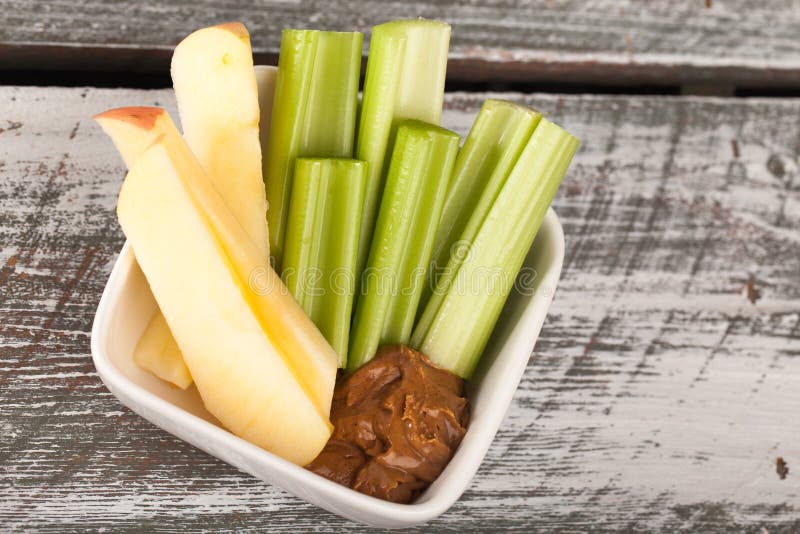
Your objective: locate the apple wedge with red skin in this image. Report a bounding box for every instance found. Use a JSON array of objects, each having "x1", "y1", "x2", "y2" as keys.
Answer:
[
  {"x1": 95, "y1": 107, "x2": 338, "y2": 423},
  {"x1": 117, "y1": 131, "x2": 335, "y2": 465},
  {"x1": 95, "y1": 22, "x2": 277, "y2": 389},
  {"x1": 94, "y1": 108, "x2": 194, "y2": 389}
]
